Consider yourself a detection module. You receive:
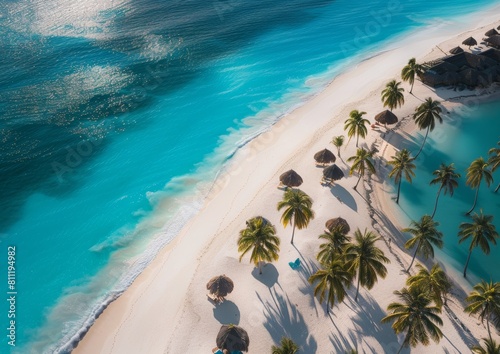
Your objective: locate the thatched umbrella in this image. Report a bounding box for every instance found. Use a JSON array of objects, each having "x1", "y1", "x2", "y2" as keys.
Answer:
[
  {"x1": 279, "y1": 169, "x2": 303, "y2": 188},
  {"x1": 322, "y1": 164, "x2": 344, "y2": 184},
  {"x1": 485, "y1": 28, "x2": 499, "y2": 37},
  {"x1": 216, "y1": 324, "x2": 249, "y2": 352},
  {"x1": 314, "y1": 148, "x2": 336, "y2": 165},
  {"x1": 485, "y1": 35, "x2": 500, "y2": 48},
  {"x1": 374, "y1": 110, "x2": 398, "y2": 127},
  {"x1": 206, "y1": 275, "x2": 234, "y2": 301},
  {"x1": 462, "y1": 36, "x2": 477, "y2": 49},
  {"x1": 325, "y1": 217, "x2": 350, "y2": 234},
  {"x1": 449, "y1": 46, "x2": 464, "y2": 54}
]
